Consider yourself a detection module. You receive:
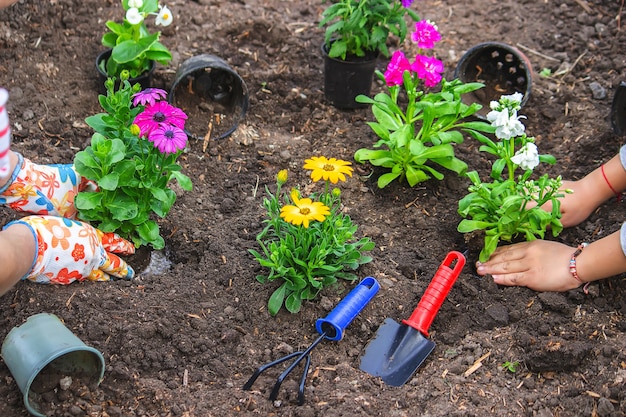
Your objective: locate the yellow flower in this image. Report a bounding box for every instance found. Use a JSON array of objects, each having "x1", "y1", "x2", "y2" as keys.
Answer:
[
  {"x1": 303, "y1": 156, "x2": 353, "y2": 184},
  {"x1": 276, "y1": 169, "x2": 288, "y2": 185},
  {"x1": 280, "y1": 189, "x2": 330, "y2": 228}
]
